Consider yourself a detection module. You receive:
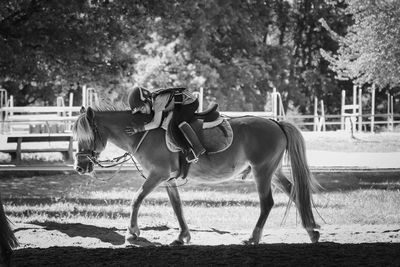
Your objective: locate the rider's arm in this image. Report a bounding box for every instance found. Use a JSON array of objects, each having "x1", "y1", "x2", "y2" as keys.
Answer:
[
  {"x1": 143, "y1": 93, "x2": 172, "y2": 131},
  {"x1": 143, "y1": 111, "x2": 163, "y2": 131}
]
